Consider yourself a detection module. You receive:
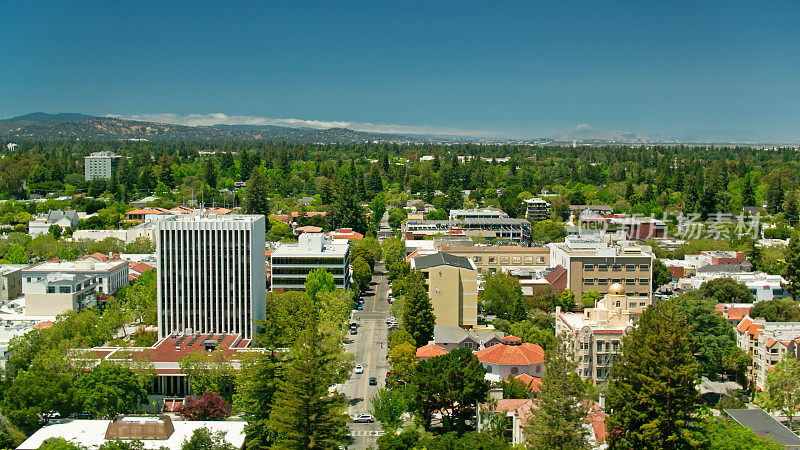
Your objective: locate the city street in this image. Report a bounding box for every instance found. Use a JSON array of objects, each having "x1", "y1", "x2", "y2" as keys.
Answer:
[{"x1": 343, "y1": 262, "x2": 392, "y2": 449}]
